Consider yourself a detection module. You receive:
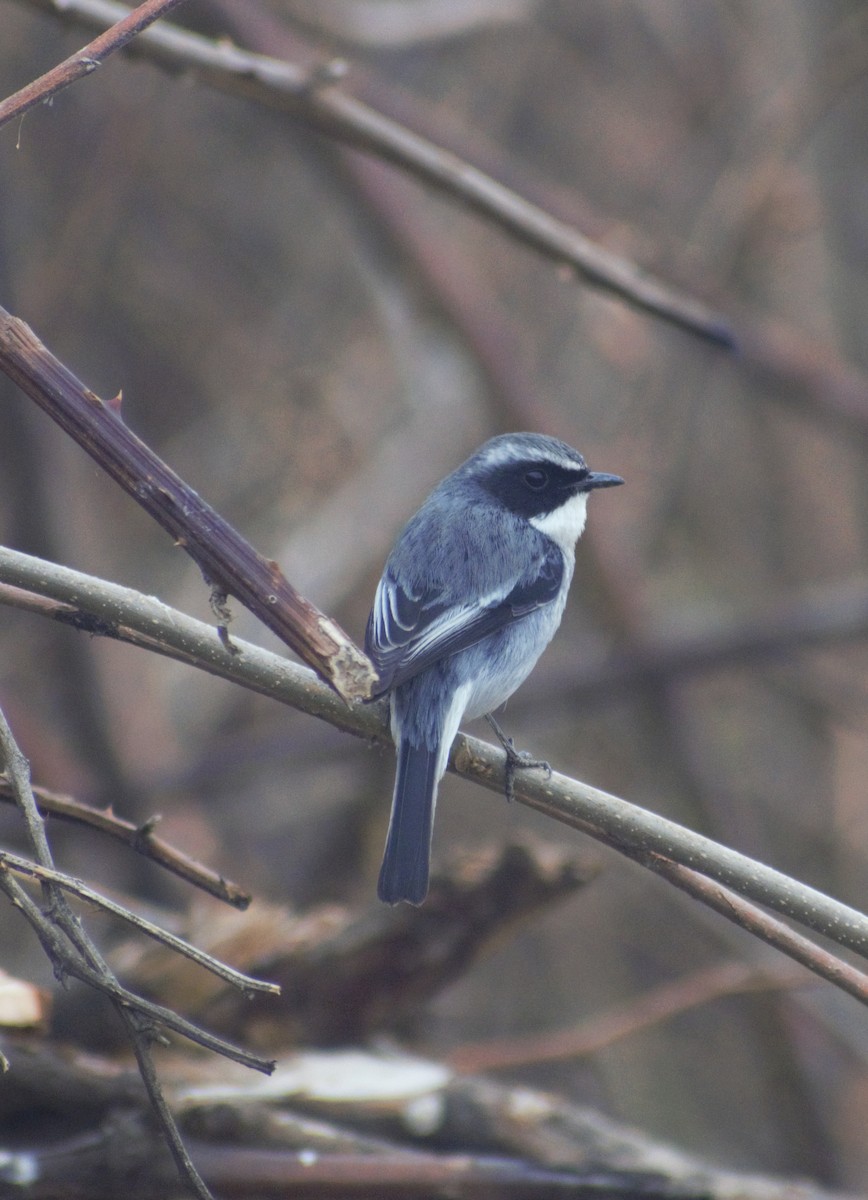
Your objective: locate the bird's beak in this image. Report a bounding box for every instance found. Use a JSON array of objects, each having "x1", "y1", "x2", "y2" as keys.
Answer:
[{"x1": 583, "y1": 471, "x2": 624, "y2": 491}]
